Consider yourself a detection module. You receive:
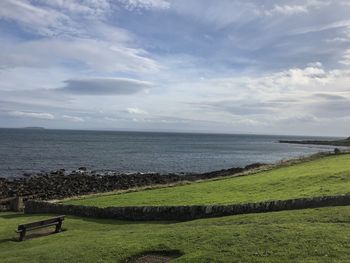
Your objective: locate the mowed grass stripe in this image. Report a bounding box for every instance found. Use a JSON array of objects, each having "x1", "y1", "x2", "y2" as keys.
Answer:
[{"x1": 64, "y1": 154, "x2": 350, "y2": 207}]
